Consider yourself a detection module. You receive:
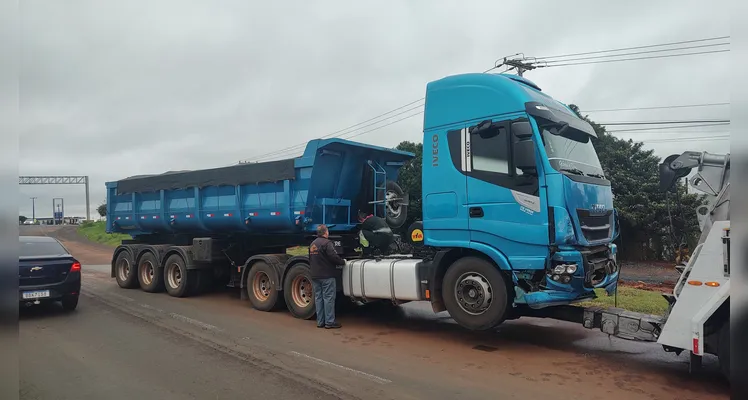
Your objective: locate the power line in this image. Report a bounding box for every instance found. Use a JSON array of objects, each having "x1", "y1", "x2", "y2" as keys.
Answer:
[
  {"x1": 240, "y1": 98, "x2": 425, "y2": 163},
  {"x1": 542, "y1": 49, "x2": 729, "y2": 67},
  {"x1": 255, "y1": 110, "x2": 426, "y2": 162},
  {"x1": 542, "y1": 42, "x2": 729, "y2": 64},
  {"x1": 582, "y1": 102, "x2": 730, "y2": 113},
  {"x1": 535, "y1": 35, "x2": 729, "y2": 60},
  {"x1": 600, "y1": 119, "x2": 730, "y2": 126},
  {"x1": 641, "y1": 135, "x2": 730, "y2": 143},
  {"x1": 607, "y1": 123, "x2": 730, "y2": 133}
]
